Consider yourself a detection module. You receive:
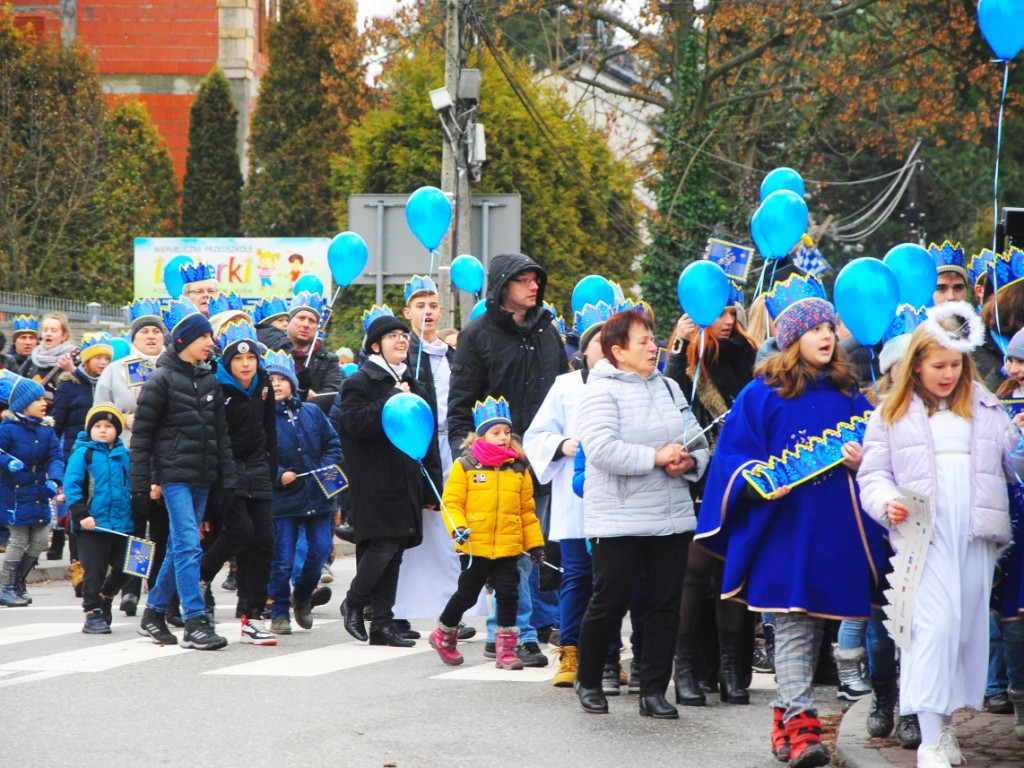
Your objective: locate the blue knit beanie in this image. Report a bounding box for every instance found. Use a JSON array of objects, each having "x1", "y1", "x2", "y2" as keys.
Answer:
[{"x1": 9, "y1": 377, "x2": 46, "y2": 414}]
